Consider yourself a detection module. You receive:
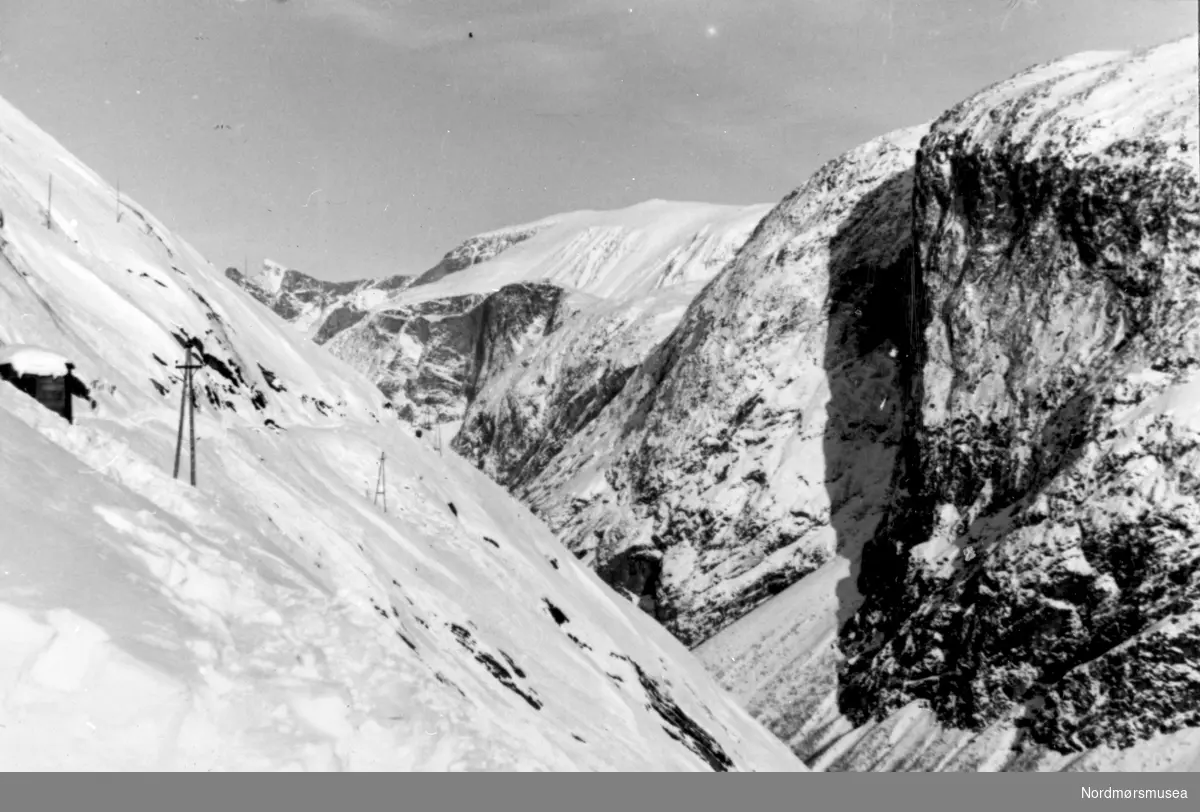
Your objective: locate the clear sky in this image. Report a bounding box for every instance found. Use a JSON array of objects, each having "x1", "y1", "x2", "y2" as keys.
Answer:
[{"x1": 0, "y1": 0, "x2": 1195, "y2": 281}]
